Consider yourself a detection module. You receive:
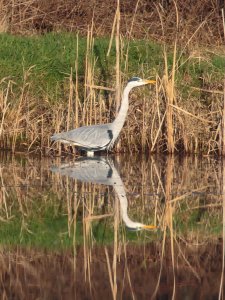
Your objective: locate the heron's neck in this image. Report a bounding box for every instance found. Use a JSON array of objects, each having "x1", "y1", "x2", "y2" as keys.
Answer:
[
  {"x1": 112, "y1": 85, "x2": 131, "y2": 137},
  {"x1": 112, "y1": 165, "x2": 142, "y2": 230},
  {"x1": 113, "y1": 181, "x2": 134, "y2": 226}
]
